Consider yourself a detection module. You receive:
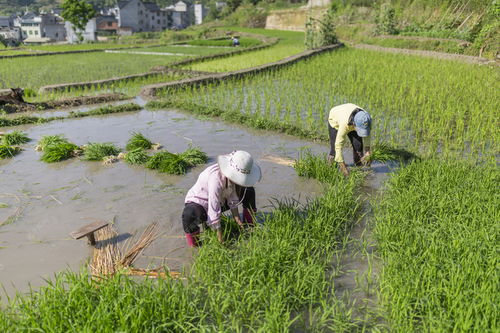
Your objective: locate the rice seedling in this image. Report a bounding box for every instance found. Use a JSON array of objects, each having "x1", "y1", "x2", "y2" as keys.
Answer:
[
  {"x1": 374, "y1": 158, "x2": 499, "y2": 331},
  {"x1": 124, "y1": 148, "x2": 150, "y2": 165},
  {"x1": 125, "y1": 132, "x2": 153, "y2": 151},
  {"x1": 145, "y1": 147, "x2": 207, "y2": 174},
  {"x1": 1, "y1": 131, "x2": 30, "y2": 146},
  {"x1": 81, "y1": 143, "x2": 121, "y2": 161},
  {"x1": 0, "y1": 145, "x2": 21, "y2": 159},
  {"x1": 367, "y1": 142, "x2": 417, "y2": 163}
]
